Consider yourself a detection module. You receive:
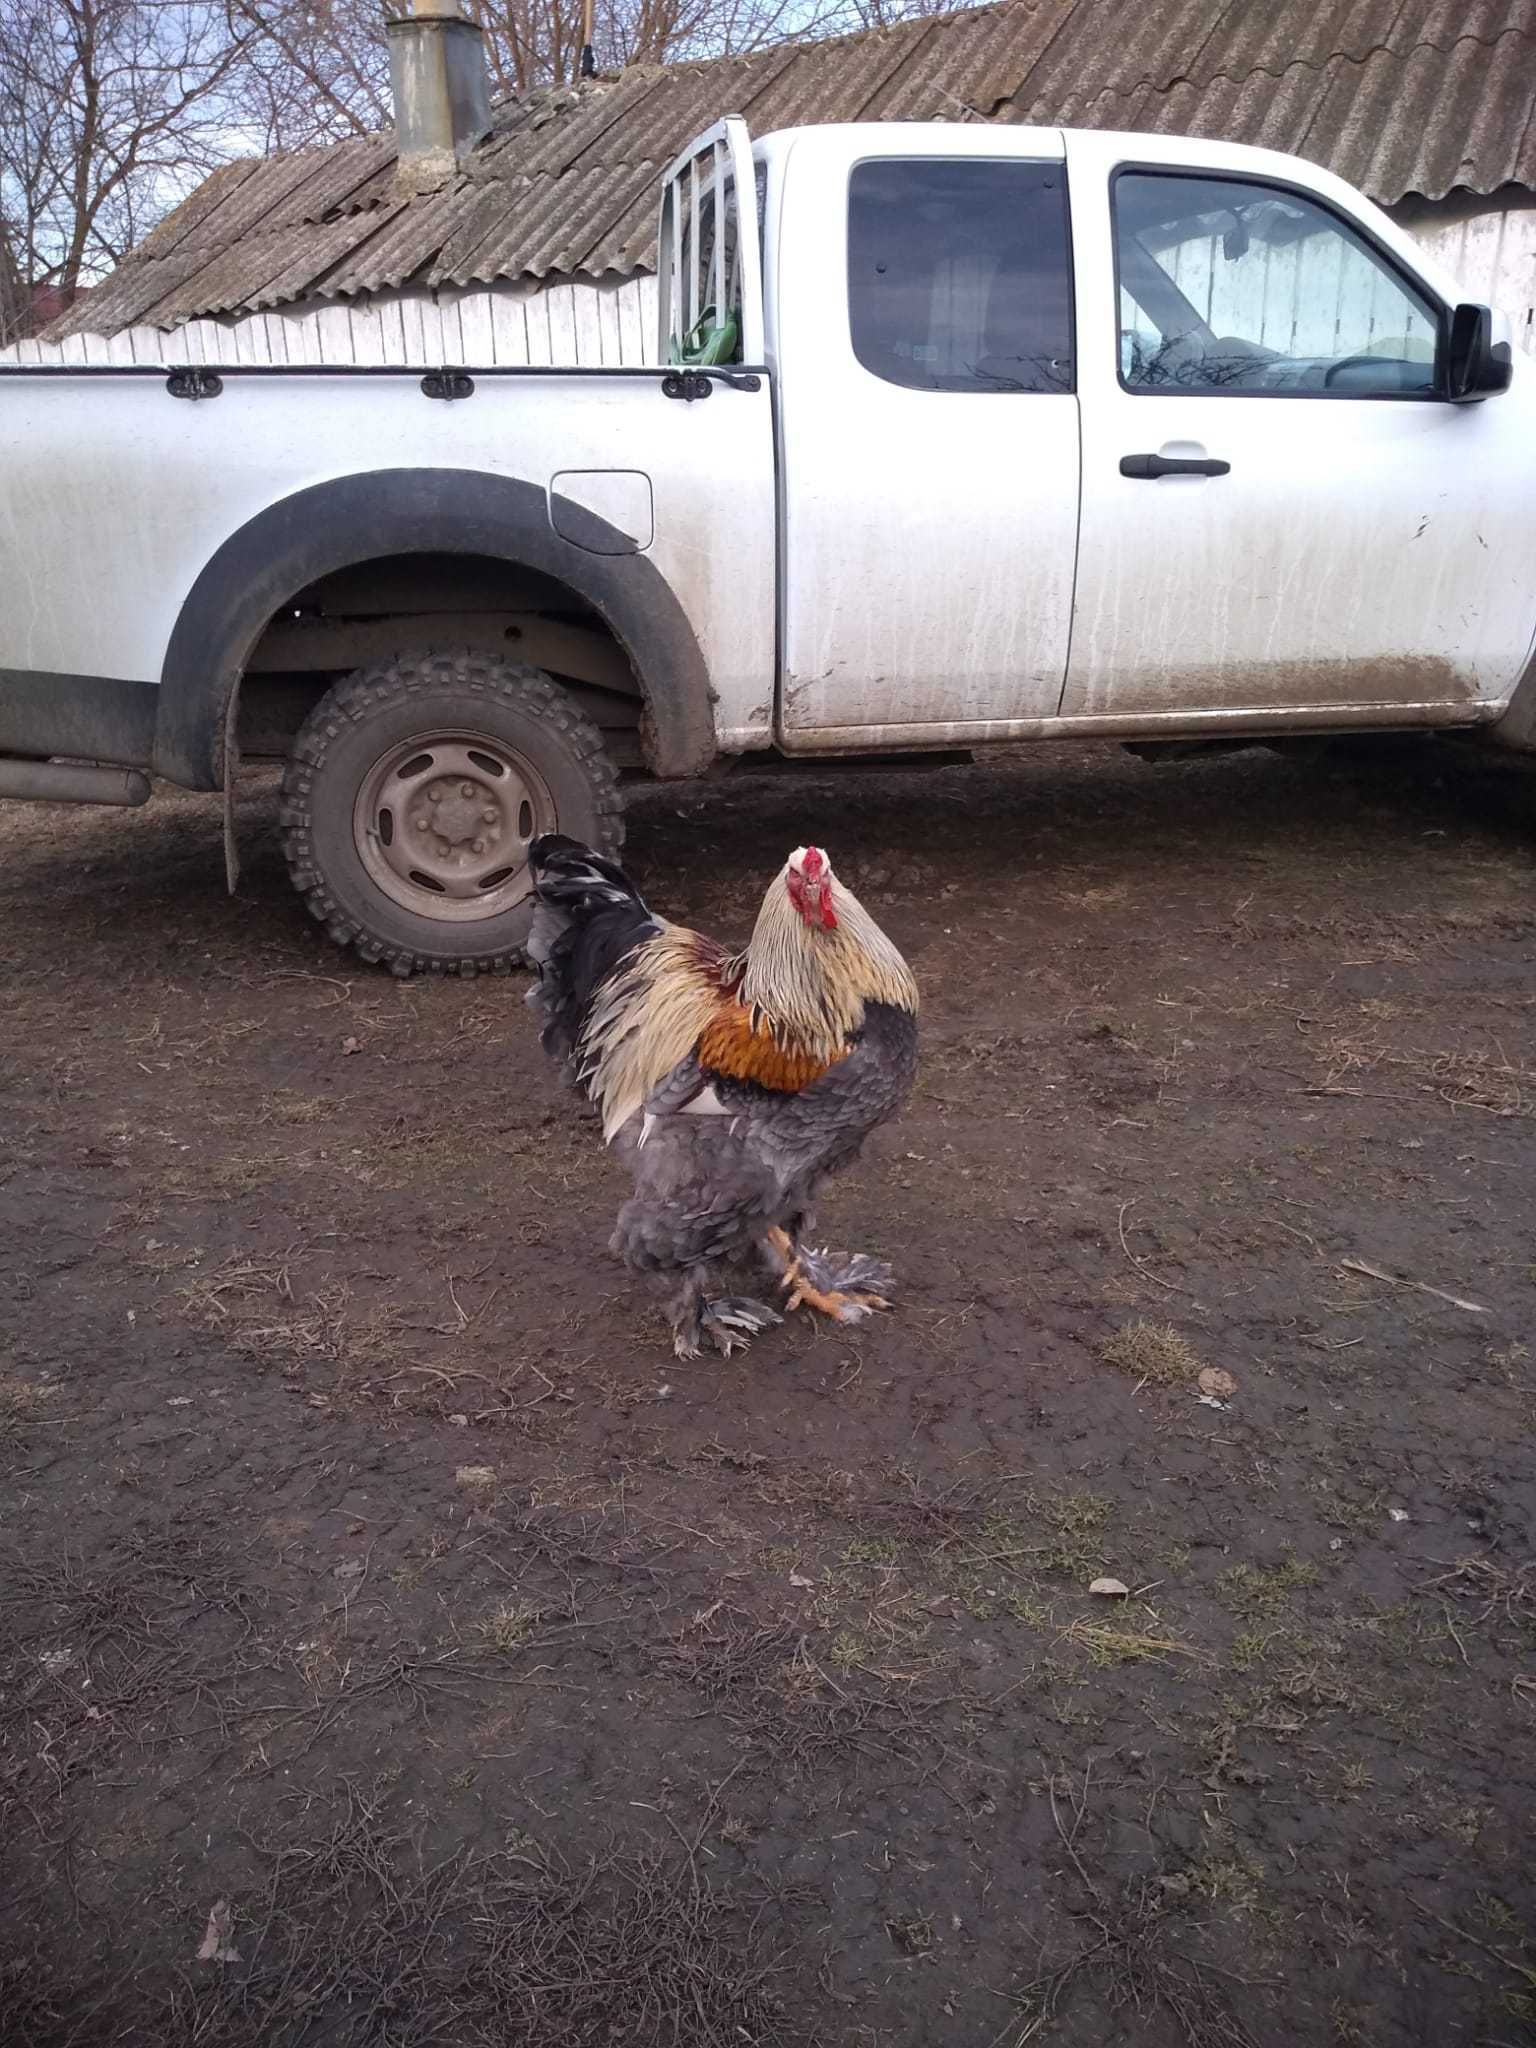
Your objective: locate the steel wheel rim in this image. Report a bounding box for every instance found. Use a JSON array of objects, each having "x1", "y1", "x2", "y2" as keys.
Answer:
[{"x1": 353, "y1": 729, "x2": 556, "y2": 923}]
